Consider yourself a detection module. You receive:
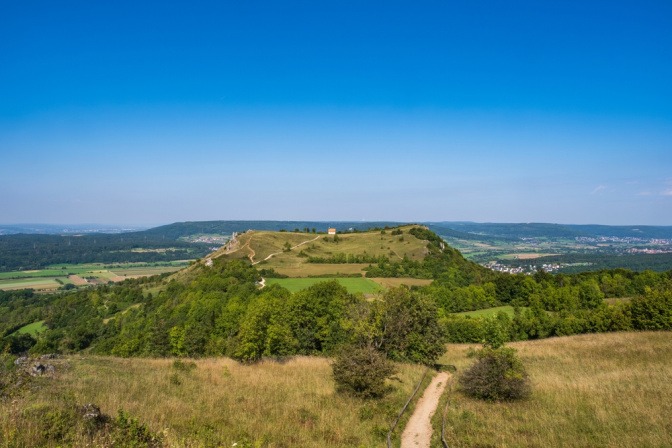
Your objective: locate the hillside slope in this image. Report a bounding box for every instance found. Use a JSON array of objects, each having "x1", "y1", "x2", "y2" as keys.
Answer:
[{"x1": 211, "y1": 225, "x2": 435, "y2": 277}]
